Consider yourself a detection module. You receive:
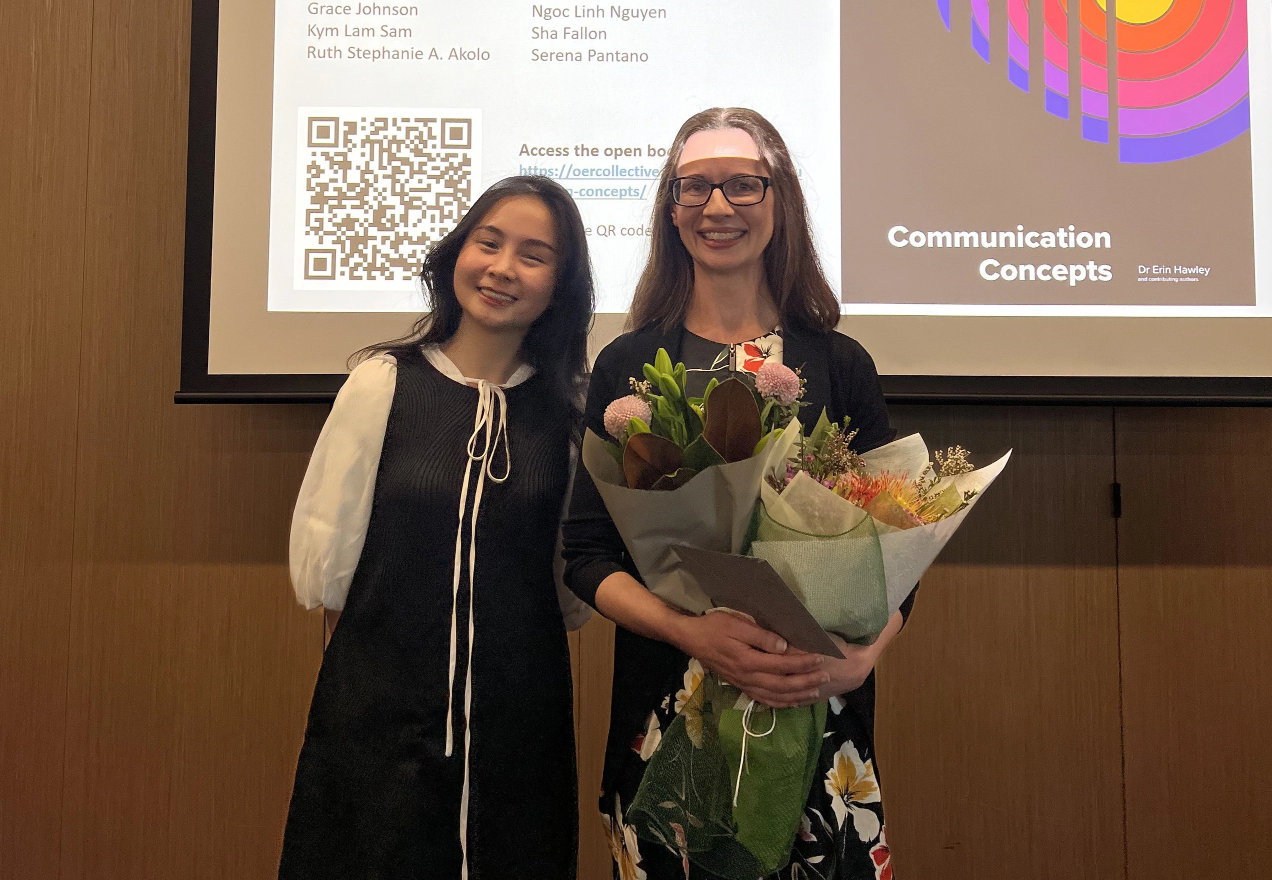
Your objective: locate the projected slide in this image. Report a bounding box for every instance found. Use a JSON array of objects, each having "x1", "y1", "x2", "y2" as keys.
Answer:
[
  {"x1": 265, "y1": 1, "x2": 840, "y2": 314},
  {"x1": 844, "y1": 0, "x2": 1270, "y2": 317}
]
